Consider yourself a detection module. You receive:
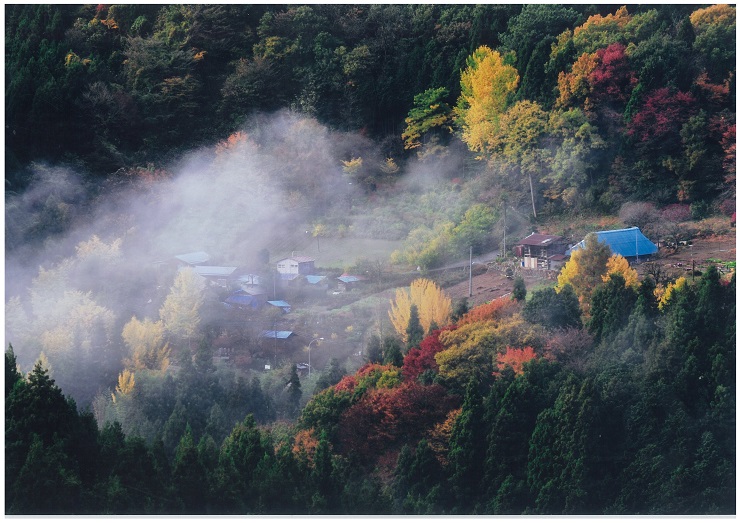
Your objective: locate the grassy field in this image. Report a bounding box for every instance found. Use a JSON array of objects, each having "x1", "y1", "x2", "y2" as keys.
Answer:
[{"x1": 271, "y1": 235, "x2": 403, "y2": 270}]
